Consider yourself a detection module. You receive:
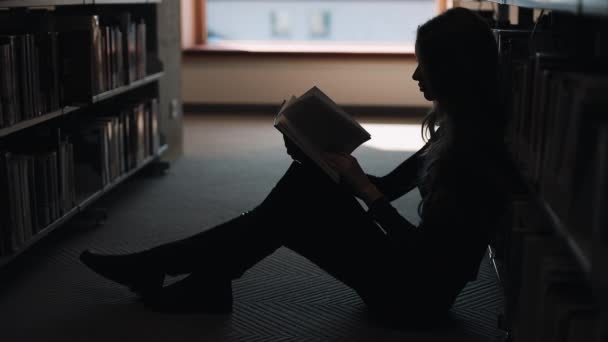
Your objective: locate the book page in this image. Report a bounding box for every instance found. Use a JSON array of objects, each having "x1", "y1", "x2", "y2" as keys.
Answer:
[
  {"x1": 279, "y1": 96, "x2": 297, "y2": 116},
  {"x1": 280, "y1": 88, "x2": 370, "y2": 154},
  {"x1": 274, "y1": 115, "x2": 339, "y2": 182},
  {"x1": 305, "y1": 86, "x2": 369, "y2": 135},
  {"x1": 273, "y1": 87, "x2": 371, "y2": 182}
]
